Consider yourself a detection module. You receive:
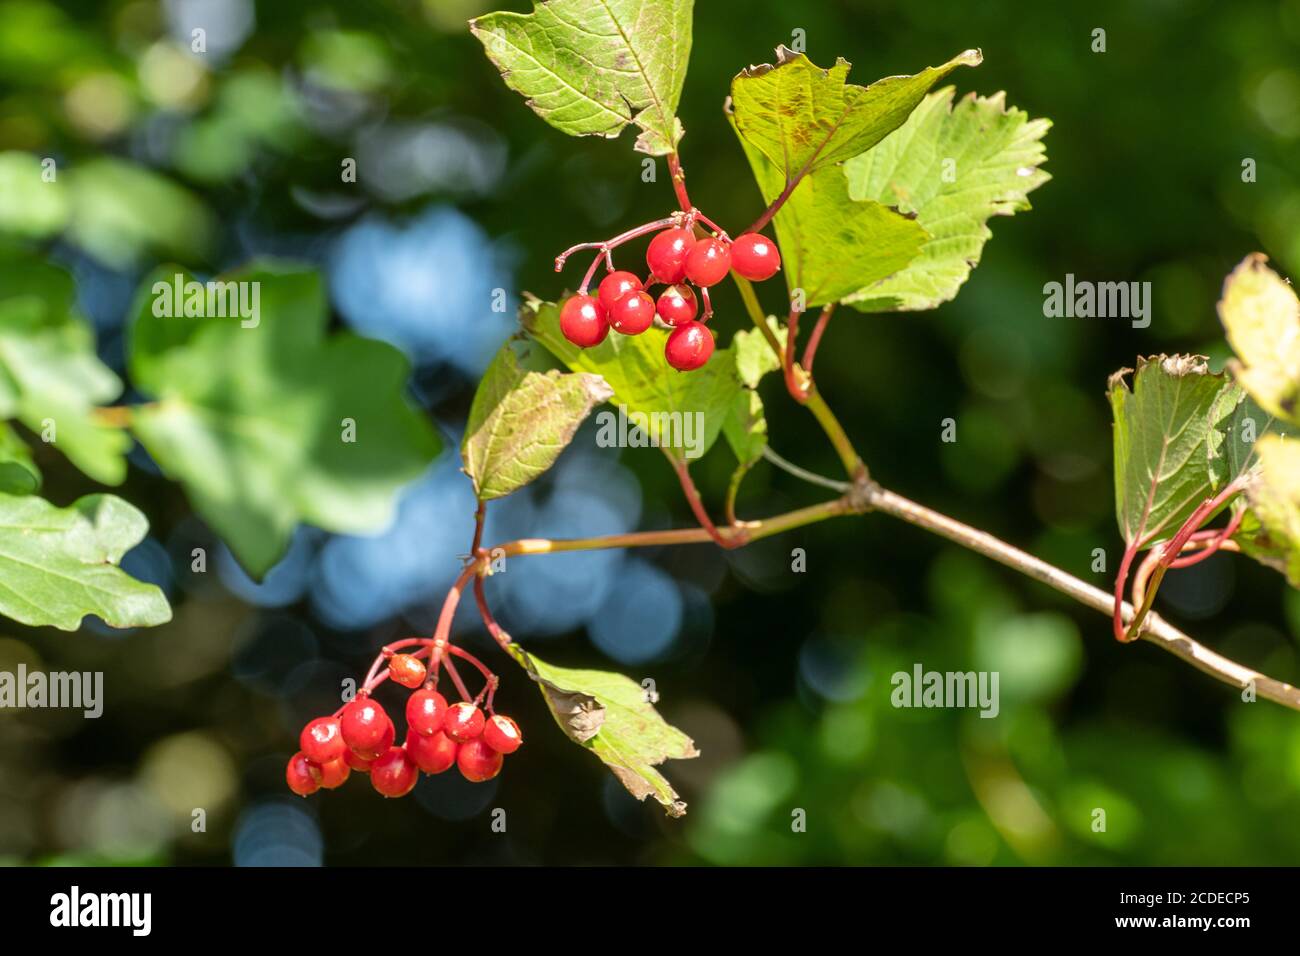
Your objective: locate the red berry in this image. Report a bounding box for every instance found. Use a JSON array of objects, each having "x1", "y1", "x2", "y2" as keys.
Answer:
[
  {"x1": 340, "y1": 697, "x2": 394, "y2": 759},
  {"x1": 343, "y1": 749, "x2": 374, "y2": 773},
  {"x1": 608, "y1": 290, "x2": 656, "y2": 335},
  {"x1": 483, "y1": 714, "x2": 523, "y2": 754},
  {"x1": 457, "y1": 737, "x2": 504, "y2": 783},
  {"x1": 597, "y1": 271, "x2": 642, "y2": 311},
  {"x1": 312, "y1": 757, "x2": 351, "y2": 789},
  {"x1": 370, "y1": 747, "x2": 419, "y2": 798},
  {"x1": 388, "y1": 653, "x2": 426, "y2": 689},
  {"x1": 559, "y1": 294, "x2": 609, "y2": 348},
  {"x1": 406, "y1": 688, "x2": 449, "y2": 736},
  {"x1": 656, "y1": 285, "x2": 697, "y2": 326},
  {"x1": 286, "y1": 752, "x2": 320, "y2": 796},
  {"x1": 684, "y1": 237, "x2": 732, "y2": 287},
  {"x1": 300, "y1": 716, "x2": 347, "y2": 765},
  {"x1": 645, "y1": 228, "x2": 696, "y2": 283},
  {"x1": 730, "y1": 233, "x2": 781, "y2": 281},
  {"x1": 443, "y1": 701, "x2": 486, "y2": 742},
  {"x1": 406, "y1": 731, "x2": 458, "y2": 774},
  {"x1": 665, "y1": 321, "x2": 715, "y2": 371}
]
